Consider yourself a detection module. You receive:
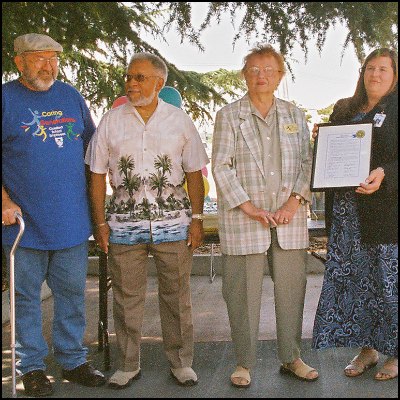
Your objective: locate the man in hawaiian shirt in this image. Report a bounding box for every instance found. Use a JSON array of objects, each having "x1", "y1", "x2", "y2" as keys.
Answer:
[{"x1": 86, "y1": 52, "x2": 209, "y2": 389}]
